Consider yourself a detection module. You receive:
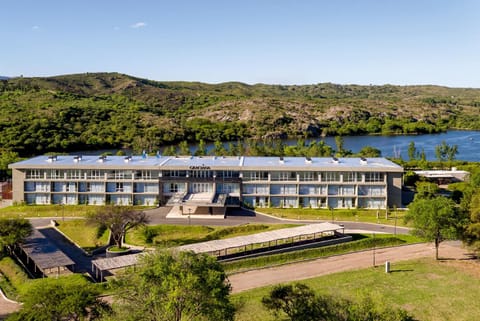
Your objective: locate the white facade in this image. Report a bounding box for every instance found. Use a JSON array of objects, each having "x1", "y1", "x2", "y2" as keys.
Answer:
[{"x1": 9, "y1": 155, "x2": 403, "y2": 209}]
